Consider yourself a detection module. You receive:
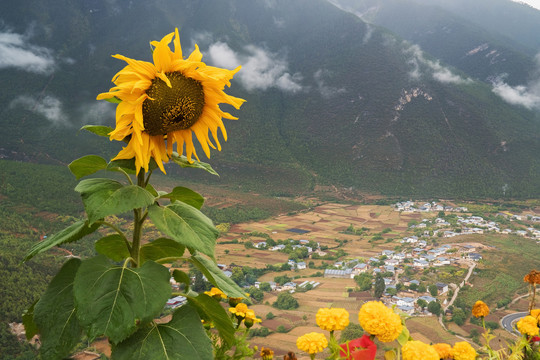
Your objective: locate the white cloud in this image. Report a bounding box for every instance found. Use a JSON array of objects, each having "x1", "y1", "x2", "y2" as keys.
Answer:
[
  {"x1": 0, "y1": 30, "x2": 55, "y2": 74},
  {"x1": 207, "y1": 42, "x2": 303, "y2": 93},
  {"x1": 10, "y1": 95, "x2": 69, "y2": 125},
  {"x1": 490, "y1": 54, "x2": 540, "y2": 110},
  {"x1": 404, "y1": 44, "x2": 471, "y2": 84},
  {"x1": 314, "y1": 69, "x2": 346, "y2": 98},
  {"x1": 78, "y1": 101, "x2": 116, "y2": 126}
]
